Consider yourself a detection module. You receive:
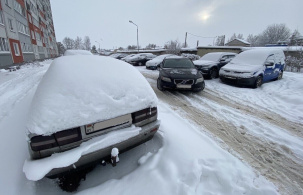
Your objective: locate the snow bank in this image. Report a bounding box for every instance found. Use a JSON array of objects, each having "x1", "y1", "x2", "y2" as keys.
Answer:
[
  {"x1": 64, "y1": 50, "x2": 93, "y2": 56},
  {"x1": 23, "y1": 125, "x2": 140, "y2": 181},
  {"x1": 26, "y1": 56, "x2": 157, "y2": 135}
]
